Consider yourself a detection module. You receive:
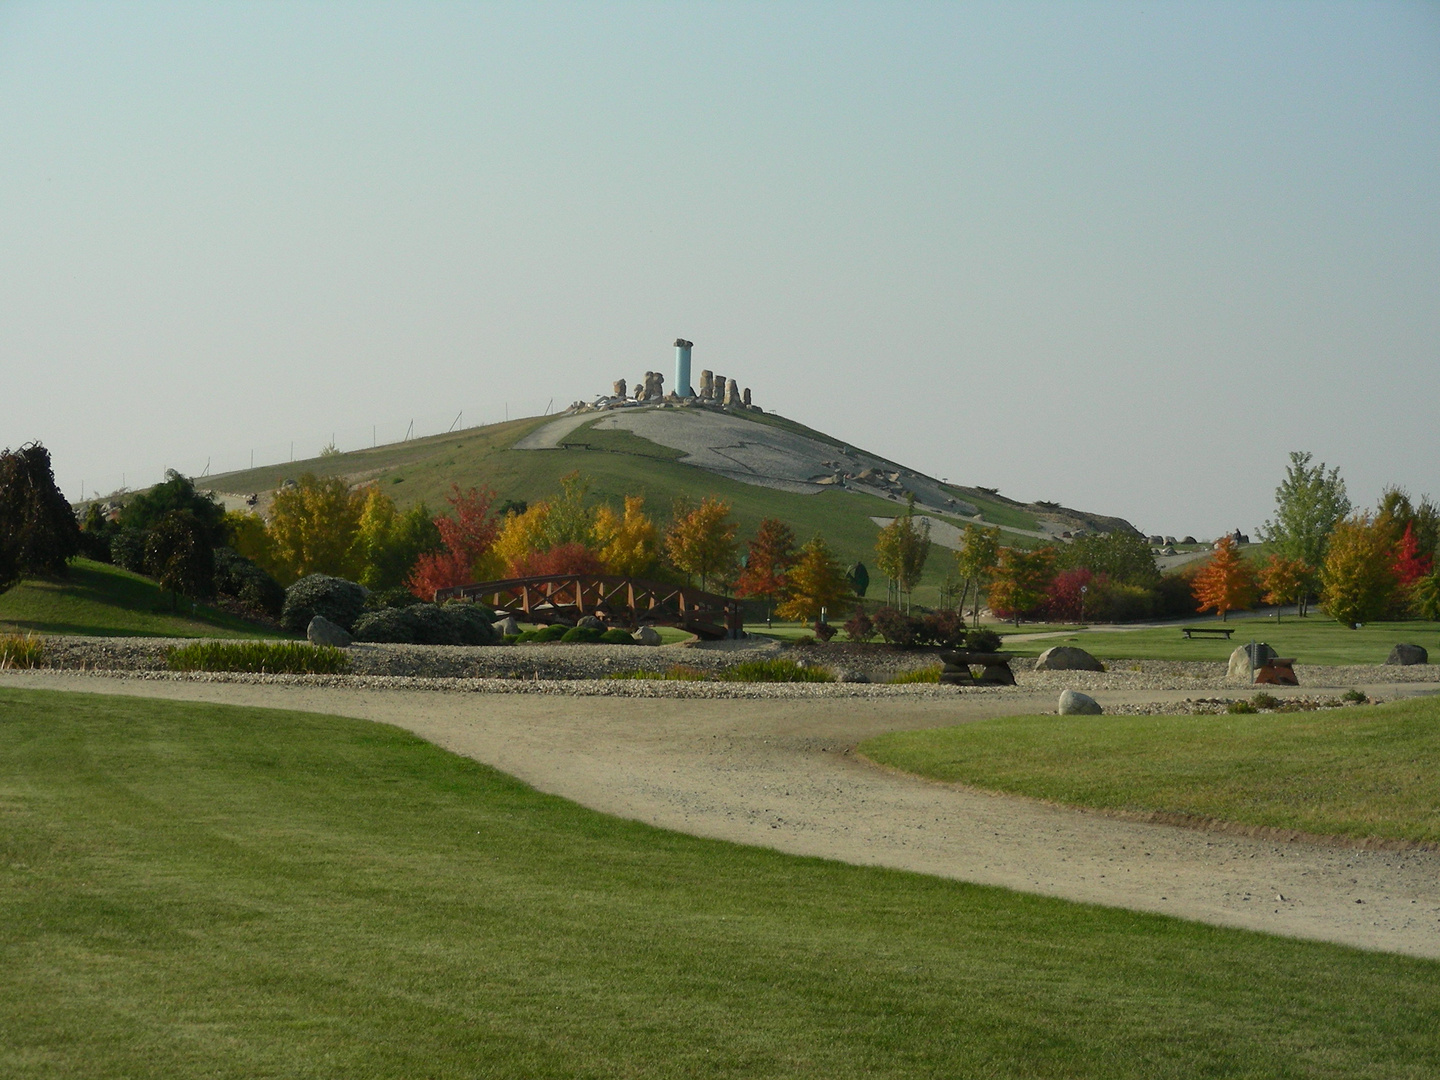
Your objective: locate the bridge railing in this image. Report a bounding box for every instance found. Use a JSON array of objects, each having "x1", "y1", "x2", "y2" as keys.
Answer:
[{"x1": 433, "y1": 574, "x2": 743, "y2": 638}]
